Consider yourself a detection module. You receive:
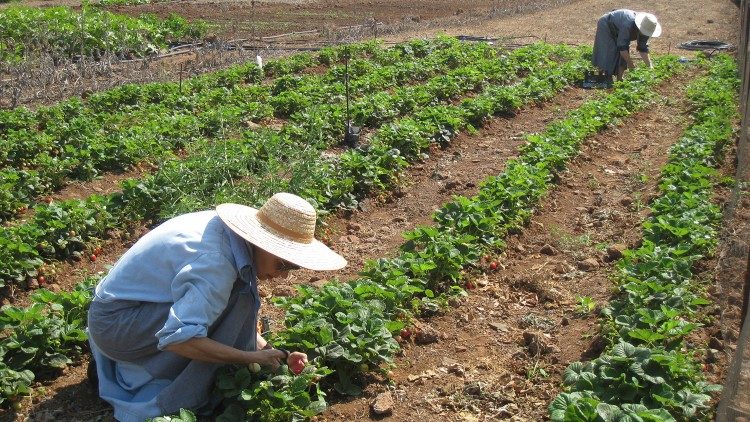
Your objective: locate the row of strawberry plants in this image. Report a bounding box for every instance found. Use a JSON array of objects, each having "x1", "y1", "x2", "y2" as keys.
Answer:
[
  {"x1": 267, "y1": 38, "x2": 560, "y2": 123},
  {"x1": 0, "y1": 36, "x2": 416, "y2": 155},
  {"x1": 199, "y1": 58, "x2": 683, "y2": 420},
  {"x1": 0, "y1": 37, "x2": 458, "y2": 144},
  {"x1": 0, "y1": 38, "x2": 489, "y2": 221},
  {"x1": 0, "y1": 41, "x2": 560, "y2": 291},
  {"x1": 116, "y1": 43, "x2": 574, "y2": 219},
  {"x1": 0, "y1": 43, "x2": 582, "y2": 410},
  {"x1": 219, "y1": 37, "x2": 521, "y2": 143},
  {"x1": 549, "y1": 54, "x2": 737, "y2": 422},
  {"x1": 0, "y1": 277, "x2": 96, "y2": 407},
  {"x1": 0, "y1": 5, "x2": 206, "y2": 63}
]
